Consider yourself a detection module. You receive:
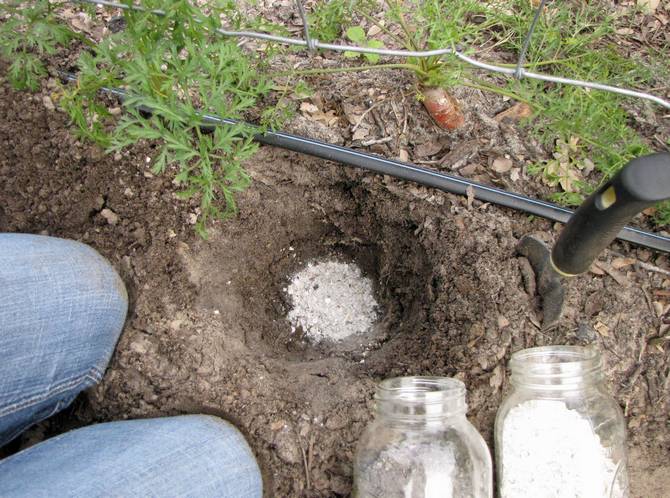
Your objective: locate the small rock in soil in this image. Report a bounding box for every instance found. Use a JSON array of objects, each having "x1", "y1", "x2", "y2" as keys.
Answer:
[
  {"x1": 42, "y1": 96, "x2": 55, "y2": 111},
  {"x1": 576, "y1": 322, "x2": 597, "y2": 342},
  {"x1": 273, "y1": 427, "x2": 302, "y2": 464},
  {"x1": 326, "y1": 413, "x2": 348, "y2": 430},
  {"x1": 100, "y1": 208, "x2": 119, "y2": 225}
]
